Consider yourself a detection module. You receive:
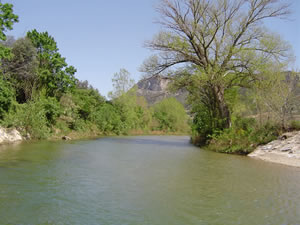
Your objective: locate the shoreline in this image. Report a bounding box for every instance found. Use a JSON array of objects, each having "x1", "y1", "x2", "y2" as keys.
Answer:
[
  {"x1": 248, "y1": 131, "x2": 300, "y2": 168},
  {"x1": 3, "y1": 125, "x2": 300, "y2": 168},
  {"x1": 0, "y1": 127, "x2": 190, "y2": 145}
]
